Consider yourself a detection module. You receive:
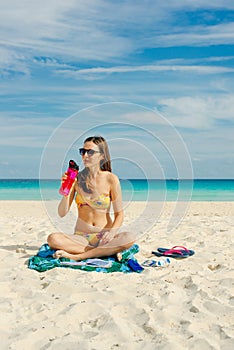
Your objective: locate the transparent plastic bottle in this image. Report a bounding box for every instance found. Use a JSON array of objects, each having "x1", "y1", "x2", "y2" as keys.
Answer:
[
  {"x1": 155, "y1": 257, "x2": 171, "y2": 267},
  {"x1": 59, "y1": 160, "x2": 79, "y2": 196}
]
